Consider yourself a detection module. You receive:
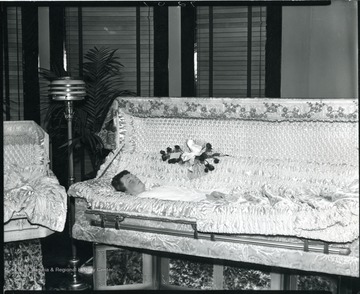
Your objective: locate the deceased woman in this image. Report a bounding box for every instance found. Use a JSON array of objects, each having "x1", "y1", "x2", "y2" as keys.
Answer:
[{"x1": 111, "y1": 170, "x2": 226, "y2": 202}]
